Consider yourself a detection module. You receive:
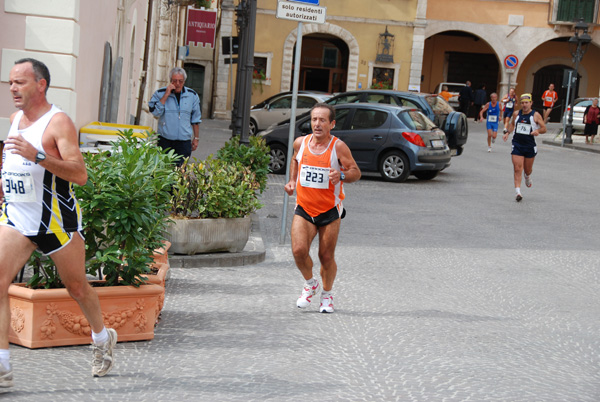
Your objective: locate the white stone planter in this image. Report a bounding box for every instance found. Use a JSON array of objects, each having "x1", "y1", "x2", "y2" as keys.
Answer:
[{"x1": 166, "y1": 216, "x2": 252, "y2": 255}]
